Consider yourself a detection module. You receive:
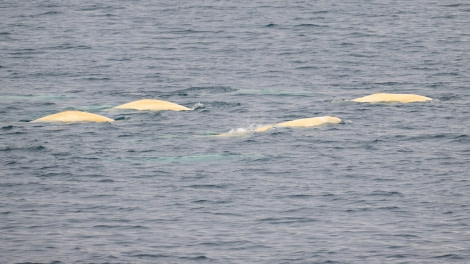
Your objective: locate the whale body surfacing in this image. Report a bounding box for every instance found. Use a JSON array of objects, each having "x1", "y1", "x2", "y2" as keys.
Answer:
[
  {"x1": 218, "y1": 116, "x2": 341, "y2": 136},
  {"x1": 114, "y1": 99, "x2": 190, "y2": 111},
  {"x1": 351, "y1": 93, "x2": 432, "y2": 103},
  {"x1": 255, "y1": 116, "x2": 341, "y2": 132},
  {"x1": 275, "y1": 116, "x2": 341, "y2": 128},
  {"x1": 31, "y1": 110, "x2": 114, "y2": 123}
]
